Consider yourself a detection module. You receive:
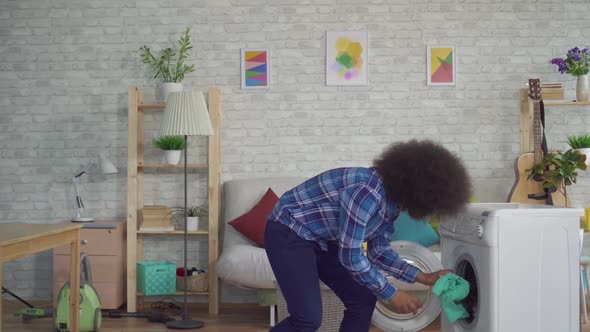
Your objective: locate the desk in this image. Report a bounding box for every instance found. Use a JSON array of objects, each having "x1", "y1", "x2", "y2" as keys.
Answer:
[{"x1": 0, "y1": 223, "x2": 82, "y2": 332}]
